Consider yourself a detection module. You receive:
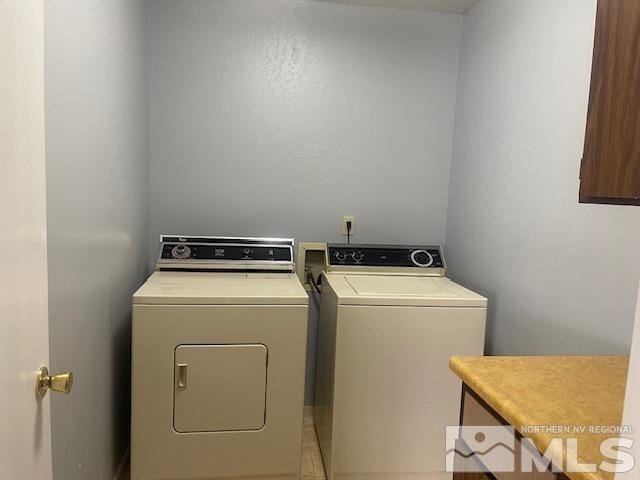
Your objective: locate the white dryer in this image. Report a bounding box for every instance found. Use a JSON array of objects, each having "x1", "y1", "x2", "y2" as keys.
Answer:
[
  {"x1": 314, "y1": 244, "x2": 487, "y2": 480},
  {"x1": 131, "y1": 236, "x2": 308, "y2": 480}
]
